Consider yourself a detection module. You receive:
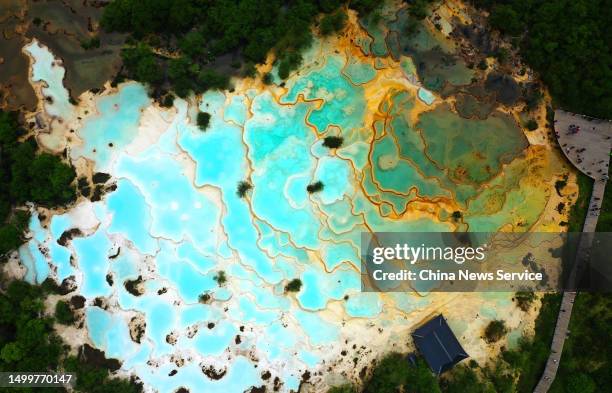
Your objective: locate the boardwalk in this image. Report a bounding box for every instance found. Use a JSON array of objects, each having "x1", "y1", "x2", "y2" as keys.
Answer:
[{"x1": 533, "y1": 111, "x2": 611, "y2": 393}]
